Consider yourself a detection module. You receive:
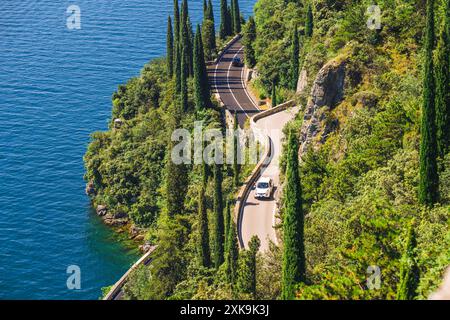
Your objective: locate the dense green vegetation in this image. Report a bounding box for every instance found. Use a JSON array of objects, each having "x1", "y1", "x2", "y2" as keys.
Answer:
[{"x1": 87, "y1": 0, "x2": 449, "y2": 300}]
